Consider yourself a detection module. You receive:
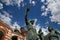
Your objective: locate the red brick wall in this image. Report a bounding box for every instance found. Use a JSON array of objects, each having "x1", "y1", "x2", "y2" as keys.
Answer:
[
  {"x1": 0, "y1": 20, "x2": 24, "y2": 40},
  {"x1": 0, "y1": 20, "x2": 12, "y2": 40}
]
